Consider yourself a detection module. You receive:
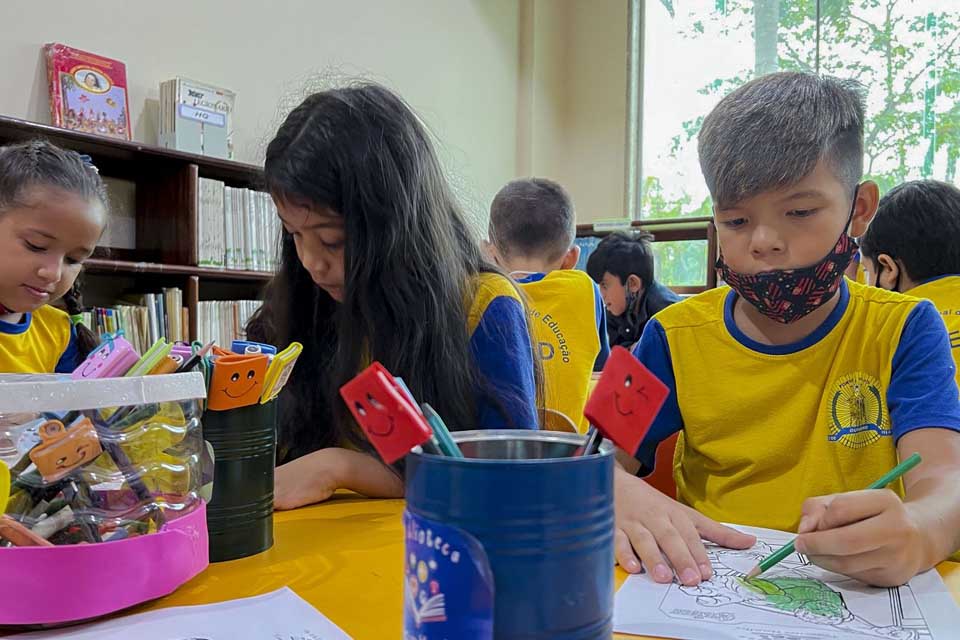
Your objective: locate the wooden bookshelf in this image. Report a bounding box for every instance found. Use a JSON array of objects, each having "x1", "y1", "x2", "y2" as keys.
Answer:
[
  {"x1": 0, "y1": 115, "x2": 272, "y2": 341},
  {"x1": 84, "y1": 258, "x2": 273, "y2": 282}
]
